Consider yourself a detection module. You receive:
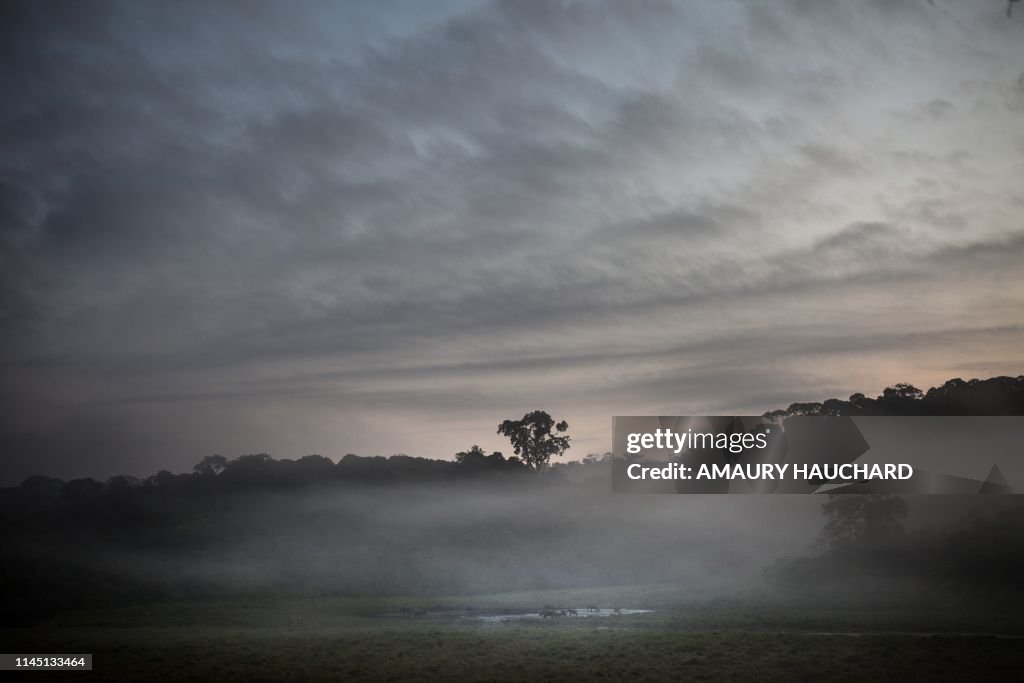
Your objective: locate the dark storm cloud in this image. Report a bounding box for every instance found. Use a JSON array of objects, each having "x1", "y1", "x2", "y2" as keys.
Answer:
[{"x1": 1, "y1": 0, "x2": 1022, "y2": 482}]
